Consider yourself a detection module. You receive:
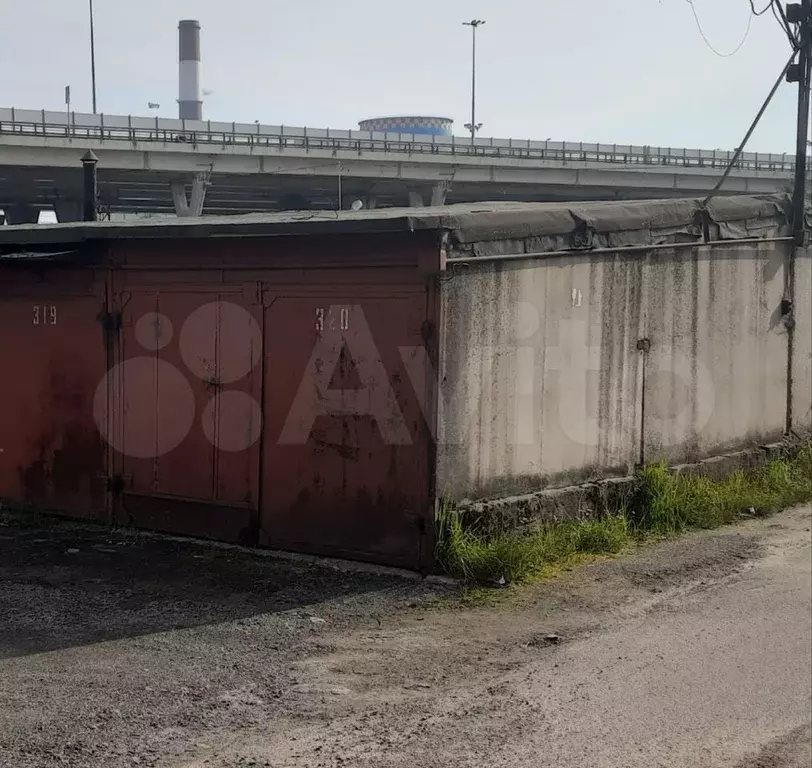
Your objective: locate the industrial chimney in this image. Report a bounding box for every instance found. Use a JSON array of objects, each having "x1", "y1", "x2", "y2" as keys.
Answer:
[{"x1": 178, "y1": 20, "x2": 202, "y2": 121}]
